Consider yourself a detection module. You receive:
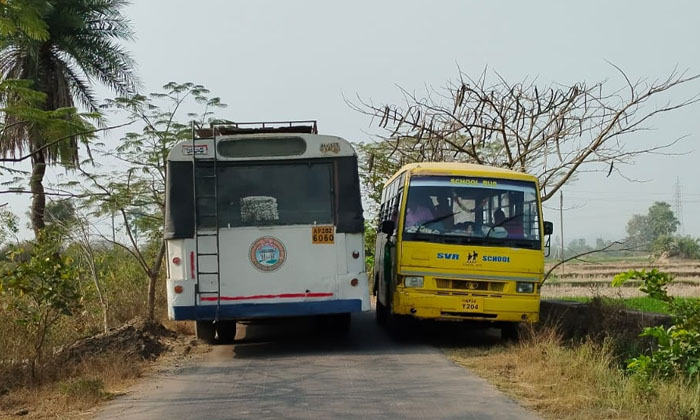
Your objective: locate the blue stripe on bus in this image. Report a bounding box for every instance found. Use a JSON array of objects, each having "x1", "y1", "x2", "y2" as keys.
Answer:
[{"x1": 171, "y1": 299, "x2": 363, "y2": 320}]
